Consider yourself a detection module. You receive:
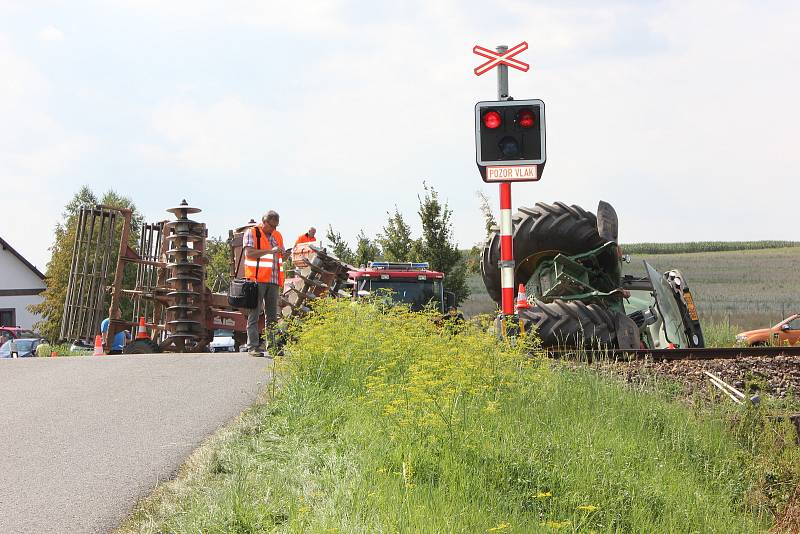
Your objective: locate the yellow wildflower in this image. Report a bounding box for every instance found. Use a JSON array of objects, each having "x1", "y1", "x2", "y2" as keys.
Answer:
[
  {"x1": 487, "y1": 521, "x2": 511, "y2": 532},
  {"x1": 540, "y1": 520, "x2": 571, "y2": 529},
  {"x1": 297, "y1": 506, "x2": 310, "y2": 514},
  {"x1": 577, "y1": 504, "x2": 598, "y2": 512},
  {"x1": 402, "y1": 461, "x2": 414, "y2": 488},
  {"x1": 535, "y1": 491, "x2": 552, "y2": 499}
]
